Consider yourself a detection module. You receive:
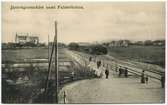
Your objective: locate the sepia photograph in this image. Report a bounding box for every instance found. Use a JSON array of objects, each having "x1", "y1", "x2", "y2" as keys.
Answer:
[{"x1": 1, "y1": 2, "x2": 165, "y2": 104}]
